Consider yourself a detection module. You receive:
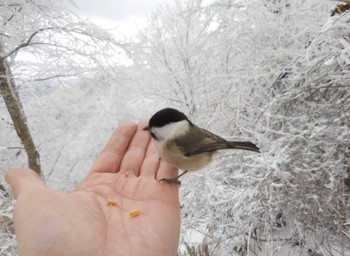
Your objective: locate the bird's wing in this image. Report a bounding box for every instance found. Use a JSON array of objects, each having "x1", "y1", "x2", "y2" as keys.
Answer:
[
  {"x1": 183, "y1": 141, "x2": 232, "y2": 156},
  {"x1": 174, "y1": 127, "x2": 230, "y2": 157}
]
